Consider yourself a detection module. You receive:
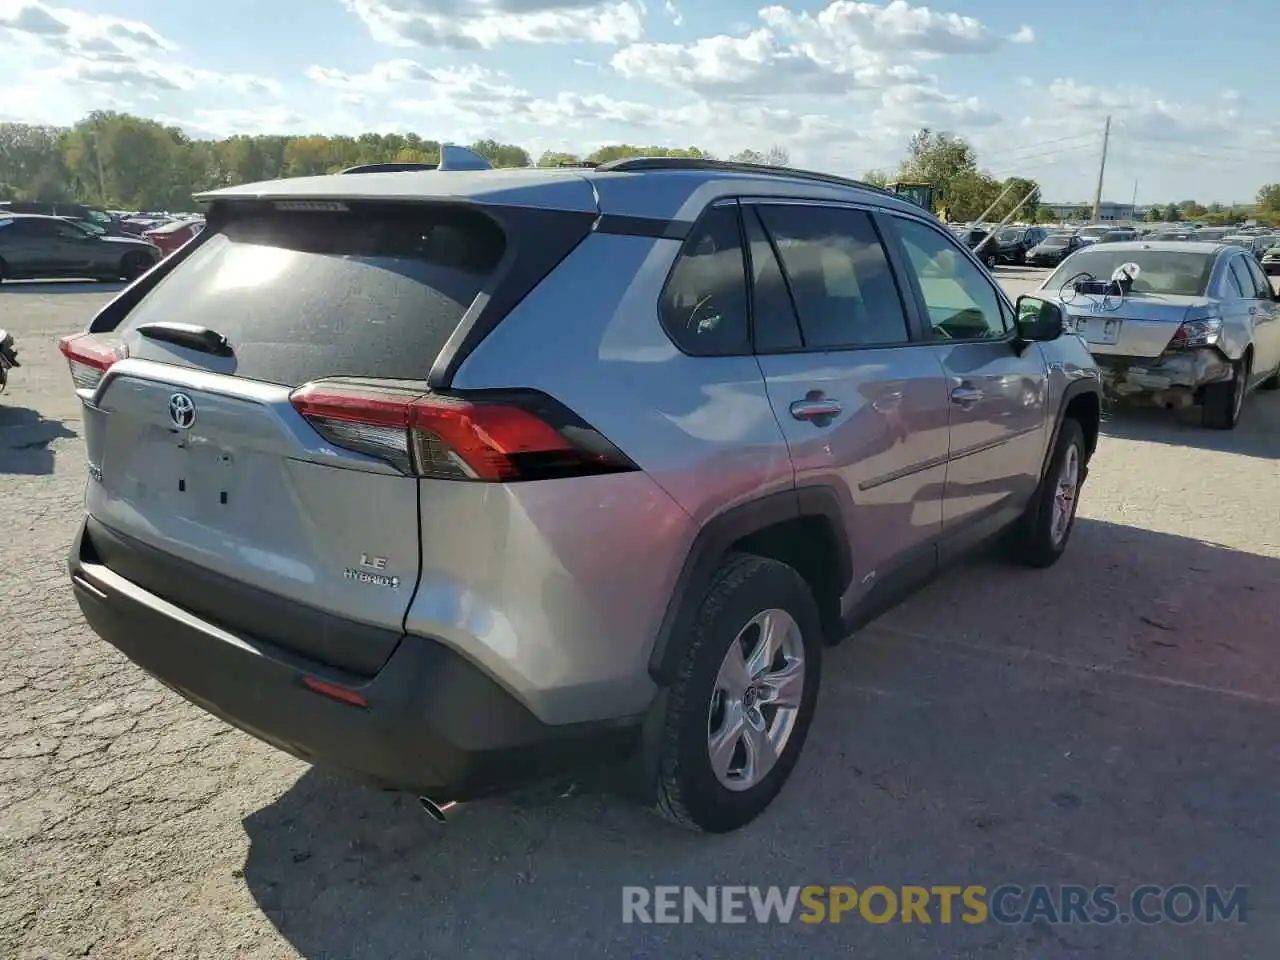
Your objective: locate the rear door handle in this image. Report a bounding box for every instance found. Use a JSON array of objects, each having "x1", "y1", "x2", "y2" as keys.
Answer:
[
  {"x1": 790, "y1": 398, "x2": 842, "y2": 421},
  {"x1": 950, "y1": 386, "x2": 983, "y2": 405}
]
